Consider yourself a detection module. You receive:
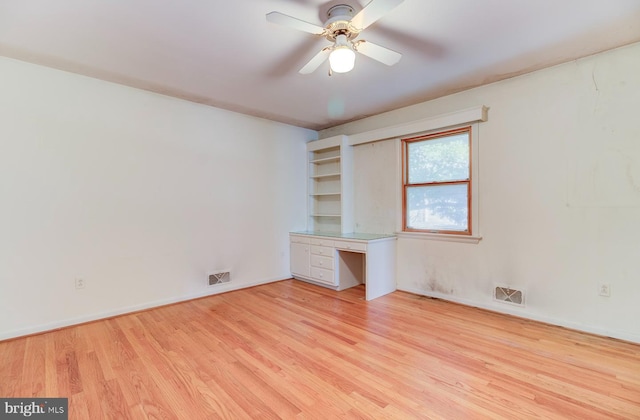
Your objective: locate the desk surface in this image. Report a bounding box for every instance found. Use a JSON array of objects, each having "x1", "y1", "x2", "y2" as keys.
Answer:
[{"x1": 291, "y1": 231, "x2": 396, "y2": 241}]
